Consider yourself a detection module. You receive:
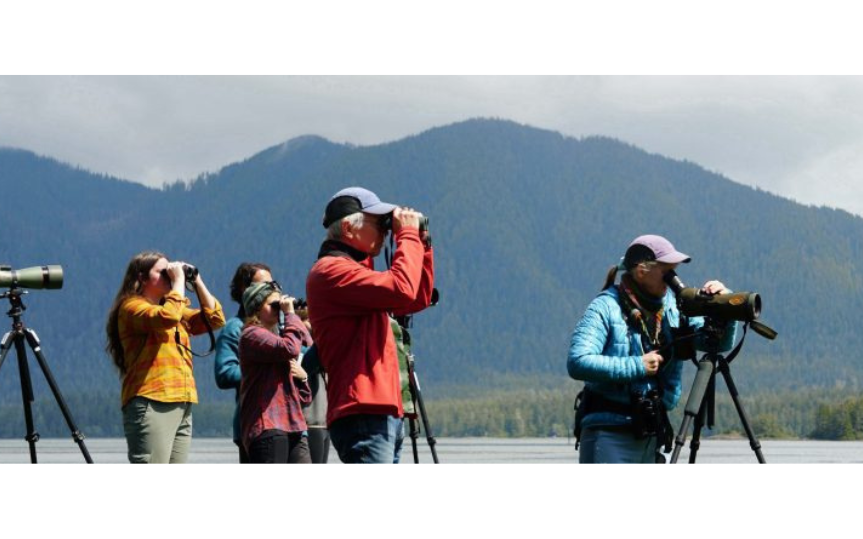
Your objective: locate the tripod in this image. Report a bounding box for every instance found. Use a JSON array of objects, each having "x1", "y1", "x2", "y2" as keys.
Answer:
[
  {"x1": 384, "y1": 232, "x2": 440, "y2": 463},
  {"x1": 395, "y1": 321, "x2": 440, "y2": 464},
  {"x1": 670, "y1": 319, "x2": 764, "y2": 464},
  {"x1": 405, "y1": 351, "x2": 440, "y2": 463},
  {"x1": 0, "y1": 287, "x2": 93, "y2": 463}
]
